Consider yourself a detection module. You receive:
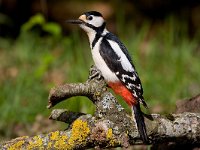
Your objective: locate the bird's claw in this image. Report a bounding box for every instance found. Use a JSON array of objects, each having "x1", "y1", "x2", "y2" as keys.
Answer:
[{"x1": 88, "y1": 65, "x2": 103, "y2": 81}]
